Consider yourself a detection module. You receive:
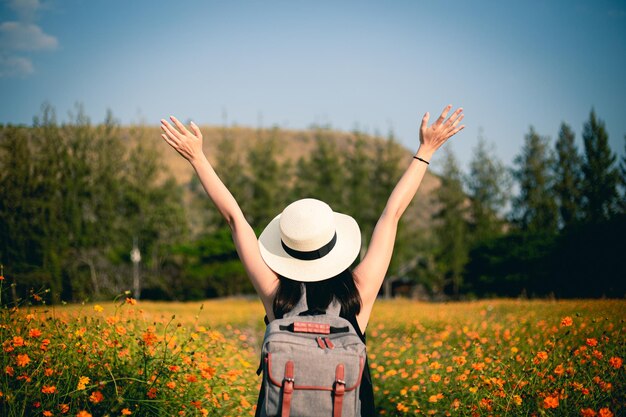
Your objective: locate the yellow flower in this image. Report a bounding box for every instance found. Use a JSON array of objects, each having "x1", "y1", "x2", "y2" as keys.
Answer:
[
  {"x1": 93, "y1": 305, "x2": 104, "y2": 312},
  {"x1": 77, "y1": 376, "x2": 90, "y2": 390},
  {"x1": 513, "y1": 395, "x2": 522, "y2": 406}
]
